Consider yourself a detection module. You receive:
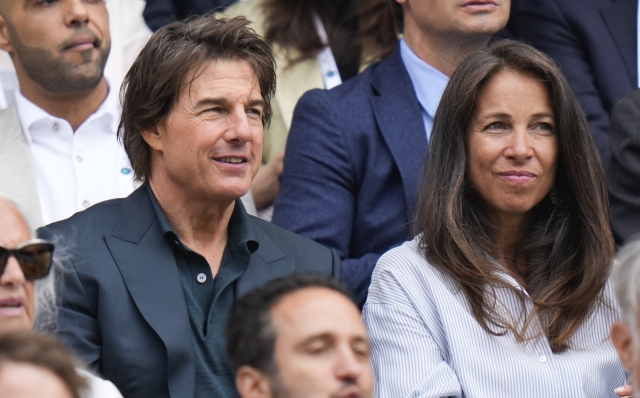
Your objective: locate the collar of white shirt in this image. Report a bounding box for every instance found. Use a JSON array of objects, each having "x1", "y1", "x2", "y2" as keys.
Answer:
[{"x1": 14, "y1": 80, "x2": 120, "y2": 144}]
